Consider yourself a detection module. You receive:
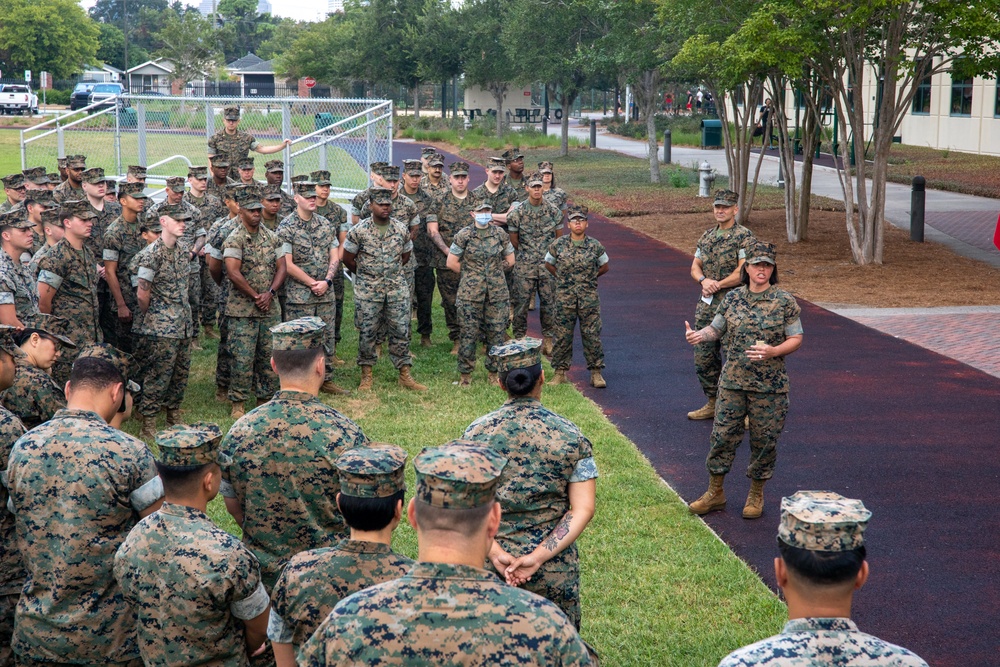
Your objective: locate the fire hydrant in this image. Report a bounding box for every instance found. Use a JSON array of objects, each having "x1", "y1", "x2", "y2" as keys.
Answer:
[{"x1": 698, "y1": 162, "x2": 716, "y2": 197}]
